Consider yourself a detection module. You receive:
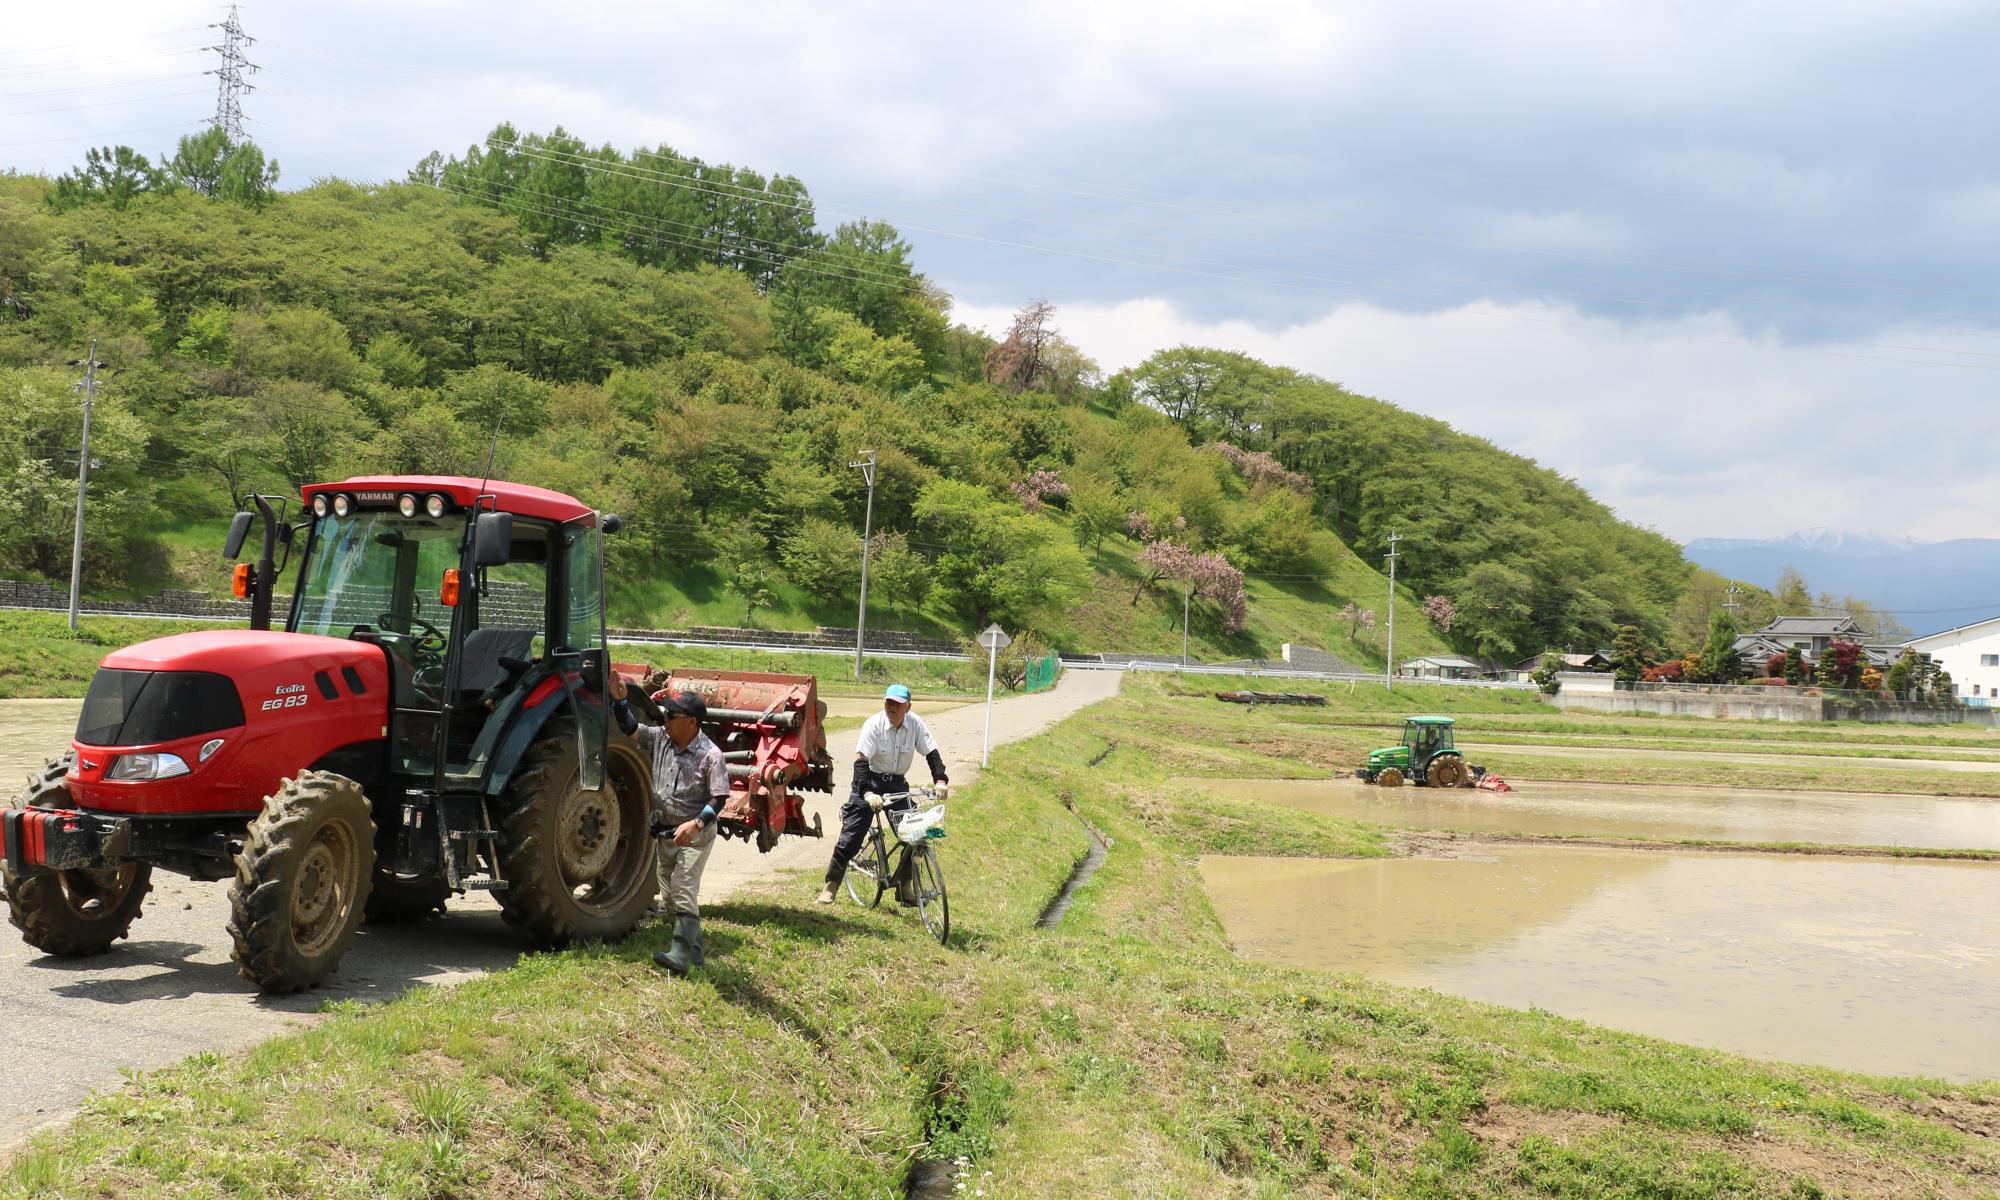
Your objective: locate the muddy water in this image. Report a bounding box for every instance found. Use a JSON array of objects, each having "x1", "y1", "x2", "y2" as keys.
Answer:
[
  {"x1": 1201, "y1": 849, "x2": 2000, "y2": 1080},
  {"x1": 1194, "y1": 777, "x2": 2000, "y2": 850},
  {"x1": 1465, "y1": 740, "x2": 2000, "y2": 774}
]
